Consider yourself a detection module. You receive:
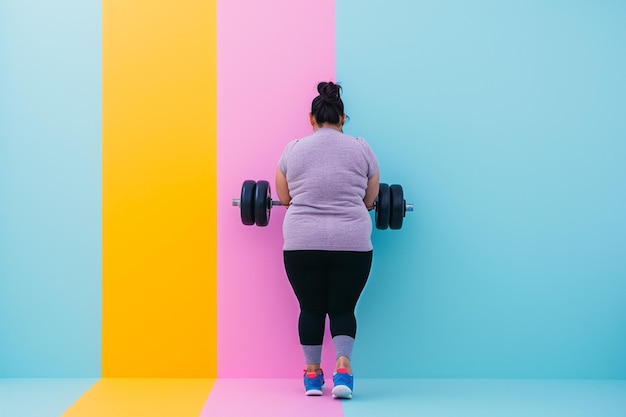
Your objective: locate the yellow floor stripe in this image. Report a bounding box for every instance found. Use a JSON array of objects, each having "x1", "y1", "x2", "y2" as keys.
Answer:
[
  {"x1": 102, "y1": 0, "x2": 217, "y2": 376},
  {"x1": 62, "y1": 379, "x2": 215, "y2": 417}
]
